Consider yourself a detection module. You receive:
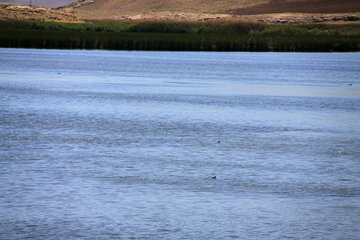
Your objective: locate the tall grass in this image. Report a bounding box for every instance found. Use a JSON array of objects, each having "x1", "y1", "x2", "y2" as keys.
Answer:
[{"x1": 0, "y1": 20, "x2": 359, "y2": 51}]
